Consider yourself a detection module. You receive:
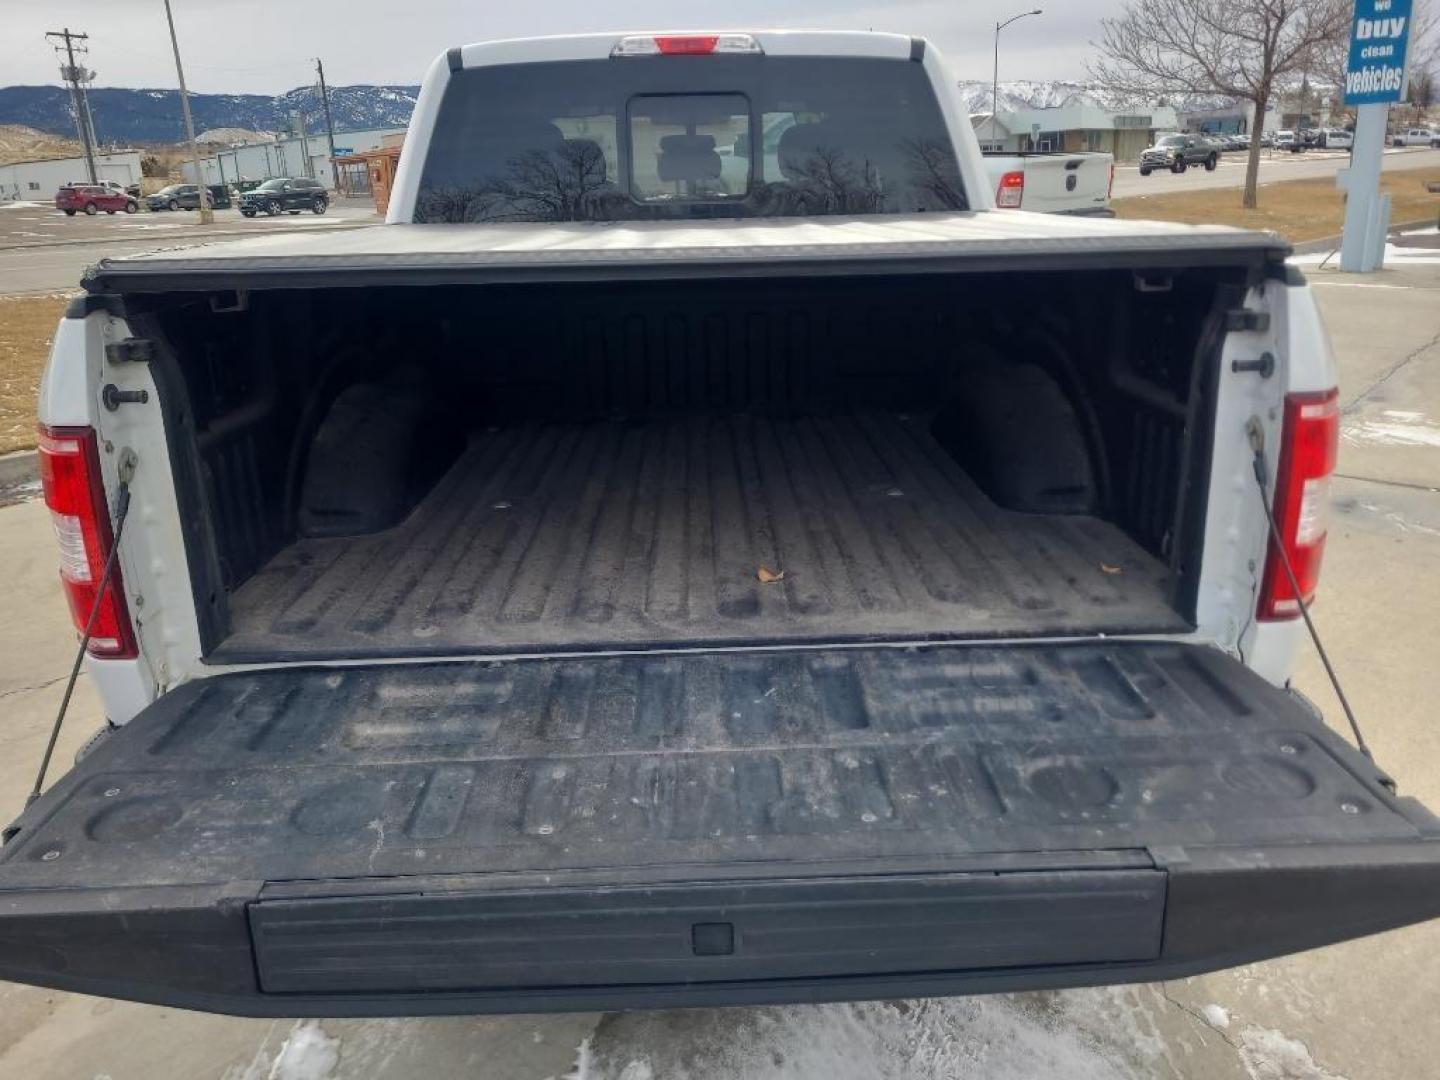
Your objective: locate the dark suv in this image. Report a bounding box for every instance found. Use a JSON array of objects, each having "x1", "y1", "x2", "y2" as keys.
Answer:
[
  {"x1": 1138, "y1": 134, "x2": 1219, "y2": 175},
  {"x1": 145, "y1": 184, "x2": 232, "y2": 212},
  {"x1": 238, "y1": 177, "x2": 329, "y2": 216}
]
